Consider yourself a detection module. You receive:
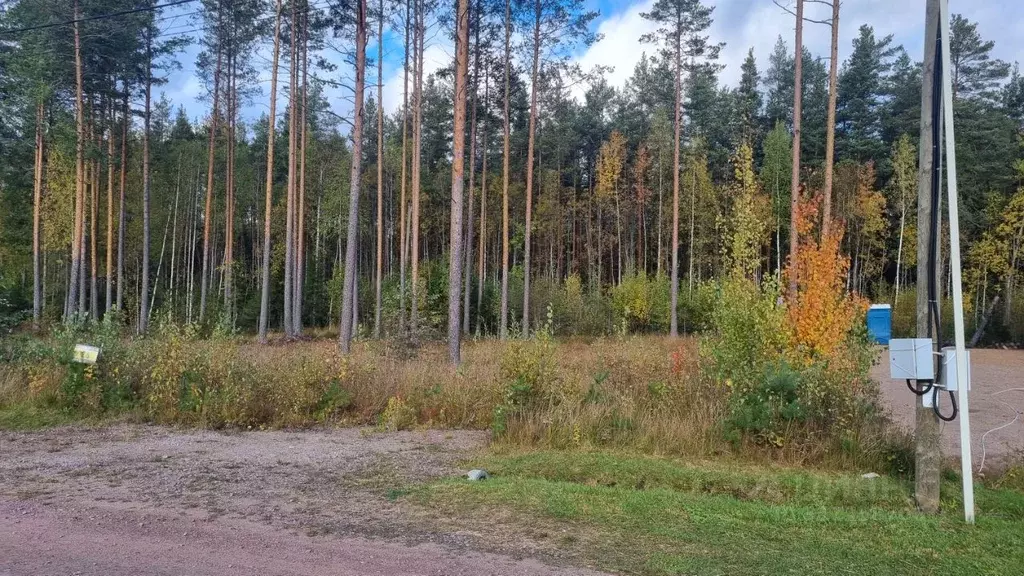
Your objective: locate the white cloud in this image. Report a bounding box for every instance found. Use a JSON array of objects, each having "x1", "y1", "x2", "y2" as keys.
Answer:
[
  {"x1": 569, "y1": 0, "x2": 657, "y2": 100},
  {"x1": 160, "y1": 0, "x2": 1024, "y2": 124},
  {"x1": 382, "y1": 42, "x2": 452, "y2": 113},
  {"x1": 566, "y1": 0, "x2": 1015, "y2": 96}
]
